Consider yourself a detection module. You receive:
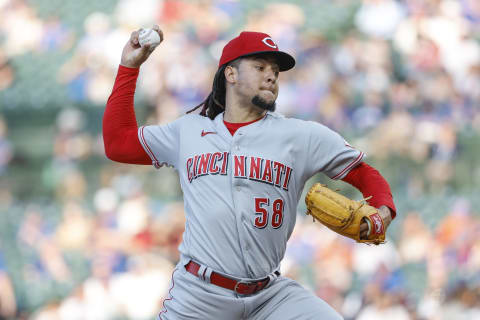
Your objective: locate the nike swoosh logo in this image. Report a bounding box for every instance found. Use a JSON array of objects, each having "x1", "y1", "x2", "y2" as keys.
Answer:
[{"x1": 201, "y1": 130, "x2": 217, "y2": 137}]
